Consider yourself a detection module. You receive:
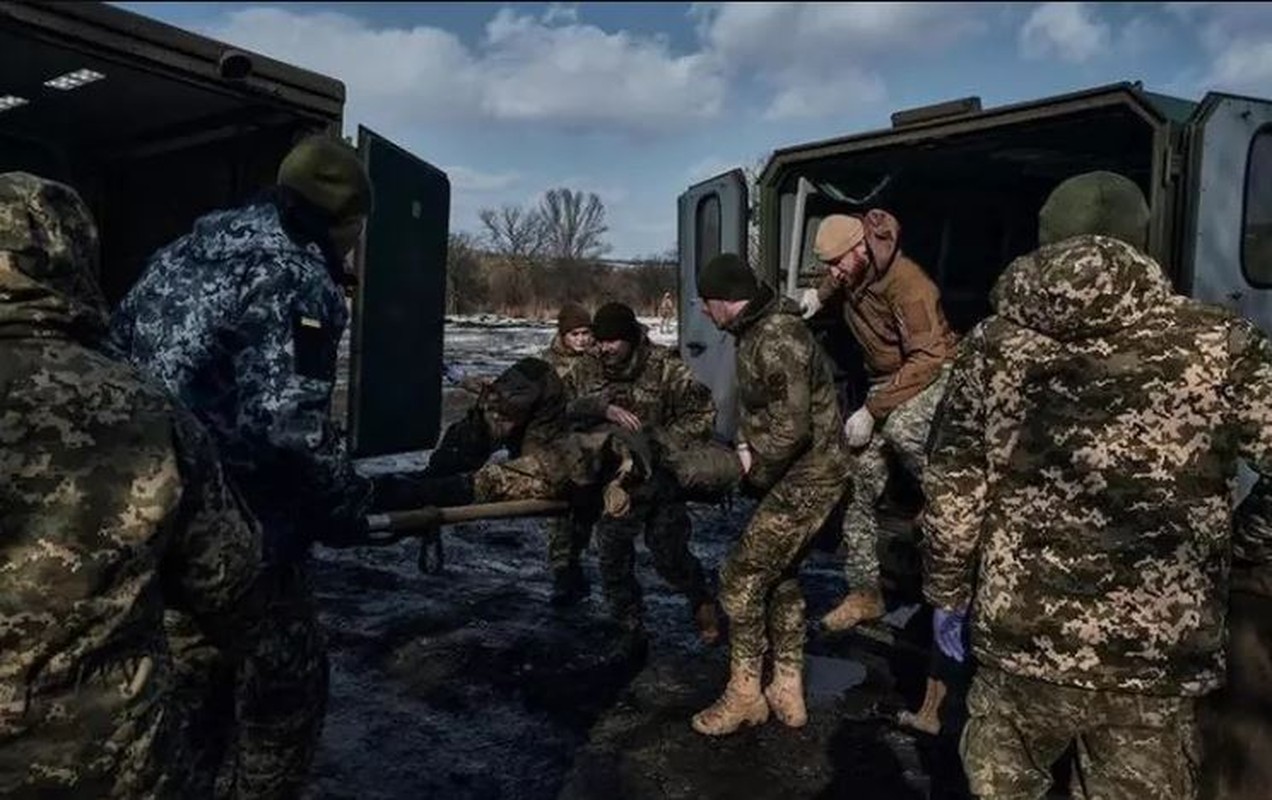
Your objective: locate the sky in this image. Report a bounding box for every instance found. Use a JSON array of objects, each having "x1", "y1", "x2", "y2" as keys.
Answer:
[{"x1": 113, "y1": 1, "x2": 1272, "y2": 259}]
